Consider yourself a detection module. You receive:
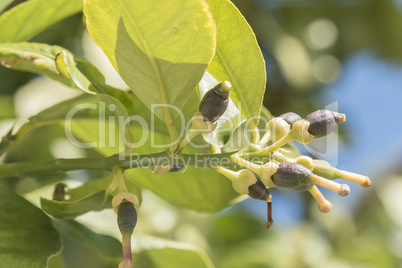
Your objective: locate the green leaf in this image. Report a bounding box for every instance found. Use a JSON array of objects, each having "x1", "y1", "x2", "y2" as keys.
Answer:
[
  {"x1": 0, "y1": 187, "x2": 62, "y2": 268},
  {"x1": 198, "y1": 71, "x2": 245, "y2": 147},
  {"x1": 0, "y1": 0, "x2": 14, "y2": 13},
  {"x1": 135, "y1": 240, "x2": 214, "y2": 268},
  {"x1": 0, "y1": 42, "x2": 76, "y2": 86},
  {"x1": 41, "y1": 190, "x2": 112, "y2": 220},
  {"x1": 52, "y1": 219, "x2": 122, "y2": 258},
  {"x1": 205, "y1": 0, "x2": 266, "y2": 127},
  {"x1": 41, "y1": 177, "x2": 142, "y2": 219},
  {"x1": 83, "y1": 0, "x2": 216, "y2": 126},
  {"x1": 55, "y1": 50, "x2": 135, "y2": 114},
  {"x1": 125, "y1": 166, "x2": 239, "y2": 212},
  {"x1": 0, "y1": 42, "x2": 135, "y2": 114},
  {"x1": 0, "y1": 93, "x2": 132, "y2": 157},
  {"x1": 0, "y1": 0, "x2": 82, "y2": 42}
]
